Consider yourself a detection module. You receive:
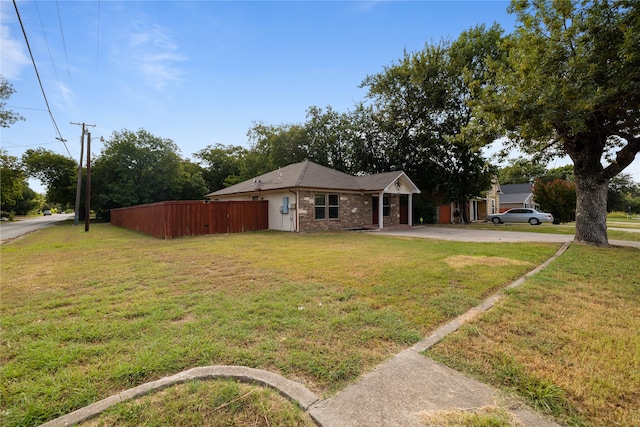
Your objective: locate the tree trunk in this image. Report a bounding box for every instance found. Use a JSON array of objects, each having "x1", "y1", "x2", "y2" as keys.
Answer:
[{"x1": 574, "y1": 172, "x2": 609, "y2": 246}]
